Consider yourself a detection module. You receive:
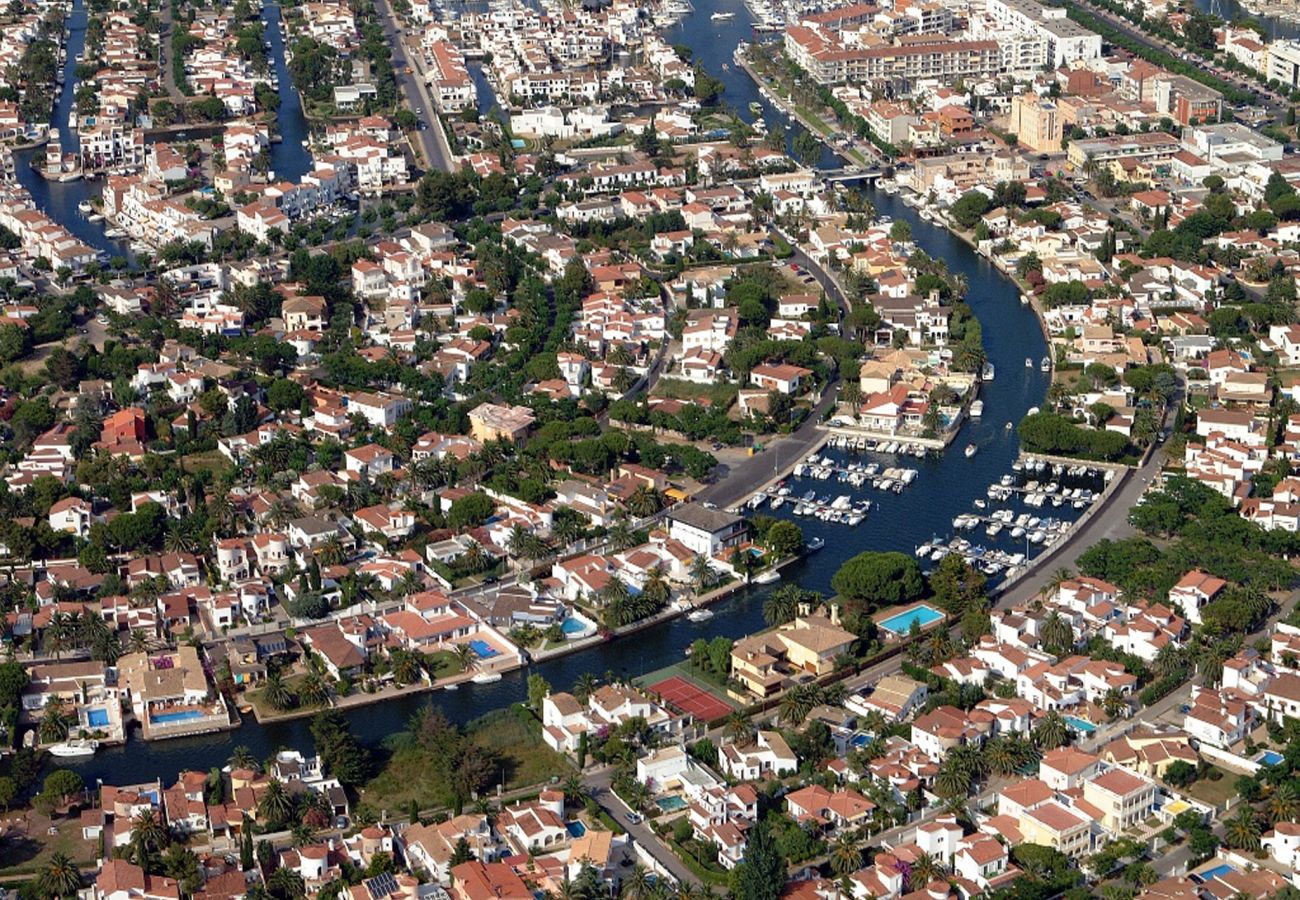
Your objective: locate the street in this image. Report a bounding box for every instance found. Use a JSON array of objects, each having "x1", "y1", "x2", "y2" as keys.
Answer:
[
  {"x1": 373, "y1": 0, "x2": 455, "y2": 173},
  {"x1": 697, "y1": 241, "x2": 849, "y2": 509},
  {"x1": 584, "y1": 766, "x2": 702, "y2": 887}
]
